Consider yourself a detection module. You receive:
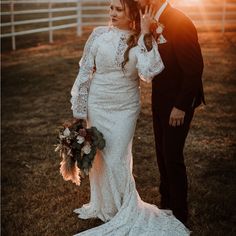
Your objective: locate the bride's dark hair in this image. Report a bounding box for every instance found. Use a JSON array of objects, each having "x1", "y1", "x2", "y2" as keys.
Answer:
[{"x1": 120, "y1": 0, "x2": 141, "y2": 69}]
